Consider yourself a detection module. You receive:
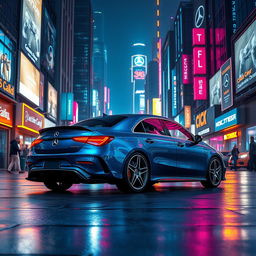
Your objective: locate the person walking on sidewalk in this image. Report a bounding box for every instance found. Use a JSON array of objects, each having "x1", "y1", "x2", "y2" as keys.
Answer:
[
  {"x1": 231, "y1": 144, "x2": 239, "y2": 171},
  {"x1": 249, "y1": 136, "x2": 256, "y2": 171},
  {"x1": 7, "y1": 136, "x2": 21, "y2": 174}
]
